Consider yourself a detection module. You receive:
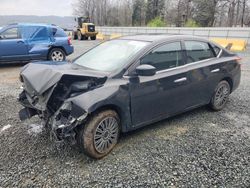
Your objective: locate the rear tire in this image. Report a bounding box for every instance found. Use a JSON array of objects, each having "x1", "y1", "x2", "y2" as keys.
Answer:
[
  {"x1": 48, "y1": 48, "x2": 66, "y2": 62},
  {"x1": 209, "y1": 80, "x2": 231, "y2": 111},
  {"x1": 83, "y1": 35, "x2": 88, "y2": 40},
  {"x1": 91, "y1": 36, "x2": 96, "y2": 40},
  {"x1": 76, "y1": 110, "x2": 120, "y2": 159}
]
